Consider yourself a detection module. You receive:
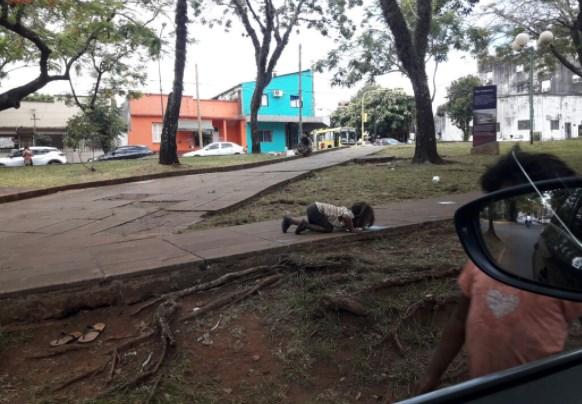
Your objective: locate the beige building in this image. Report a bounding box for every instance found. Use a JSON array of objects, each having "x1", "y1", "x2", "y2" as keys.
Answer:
[{"x1": 0, "y1": 100, "x2": 80, "y2": 152}]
